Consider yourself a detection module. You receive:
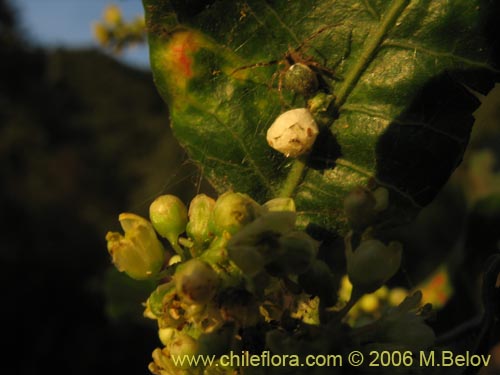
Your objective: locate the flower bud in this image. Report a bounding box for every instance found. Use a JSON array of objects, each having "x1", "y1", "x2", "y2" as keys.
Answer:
[
  {"x1": 158, "y1": 327, "x2": 175, "y2": 346},
  {"x1": 93, "y1": 23, "x2": 110, "y2": 46},
  {"x1": 283, "y1": 63, "x2": 319, "y2": 97},
  {"x1": 149, "y1": 195, "x2": 188, "y2": 245},
  {"x1": 147, "y1": 281, "x2": 176, "y2": 317},
  {"x1": 263, "y1": 197, "x2": 296, "y2": 212},
  {"x1": 168, "y1": 332, "x2": 199, "y2": 358},
  {"x1": 308, "y1": 92, "x2": 336, "y2": 127},
  {"x1": 228, "y1": 245, "x2": 266, "y2": 276},
  {"x1": 358, "y1": 294, "x2": 380, "y2": 313},
  {"x1": 227, "y1": 211, "x2": 296, "y2": 248},
  {"x1": 175, "y1": 259, "x2": 218, "y2": 305},
  {"x1": 275, "y1": 231, "x2": 319, "y2": 274},
  {"x1": 344, "y1": 186, "x2": 377, "y2": 229},
  {"x1": 186, "y1": 194, "x2": 215, "y2": 244},
  {"x1": 149, "y1": 348, "x2": 171, "y2": 375},
  {"x1": 227, "y1": 211, "x2": 296, "y2": 275},
  {"x1": 382, "y1": 313, "x2": 435, "y2": 349},
  {"x1": 211, "y1": 192, "x2": 261, "y2": 235},
  {"x1": 346, "y1": 239, "x2": 402, "y2": 293},
  {"x1": 103, "y1": 5, "x2": 122, "y2": 26},
  {"x1": 388, "y1": 287, "x2": 409, "y2": 306},
  {"x1": 106, "y1": 213, "x2": 165, "y2": 280},
  {"x1": 374, "y1": 286, "x2": 389, "y2": 300}
]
